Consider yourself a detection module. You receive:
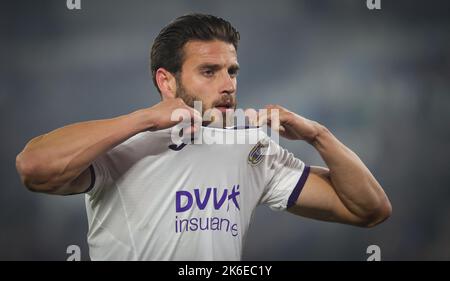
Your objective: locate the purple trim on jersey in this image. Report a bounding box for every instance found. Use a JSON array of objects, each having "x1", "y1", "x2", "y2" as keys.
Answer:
[
  {"x1": 64, "y1": 165, "x2": 96, "y2": 195},
  {"x1": 84, "y1": 165, "x2": 96, "y2": 193},
  {"x1": 287, "y1": 165, "x2": 311, "y2": 209}
]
